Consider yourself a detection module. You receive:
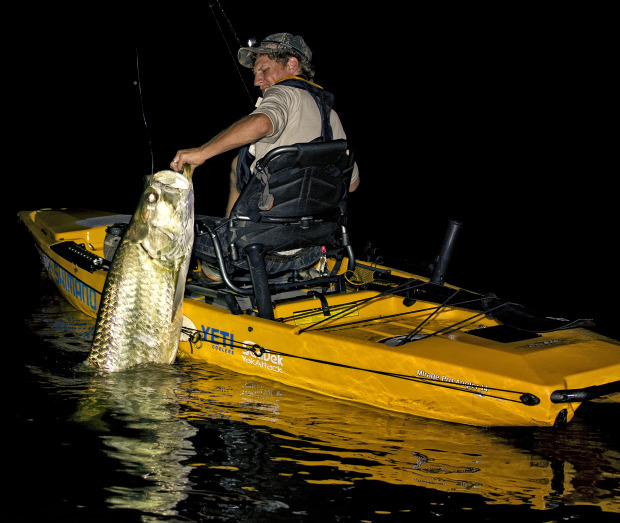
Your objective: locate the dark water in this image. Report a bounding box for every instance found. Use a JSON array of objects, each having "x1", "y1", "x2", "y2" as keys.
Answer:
[
  {"x1": 11, "y1": 268, "x2": 620, "y2": 523},
  {"x1": 10, "y1": 3, "x2": 618, "y2": 520}
]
